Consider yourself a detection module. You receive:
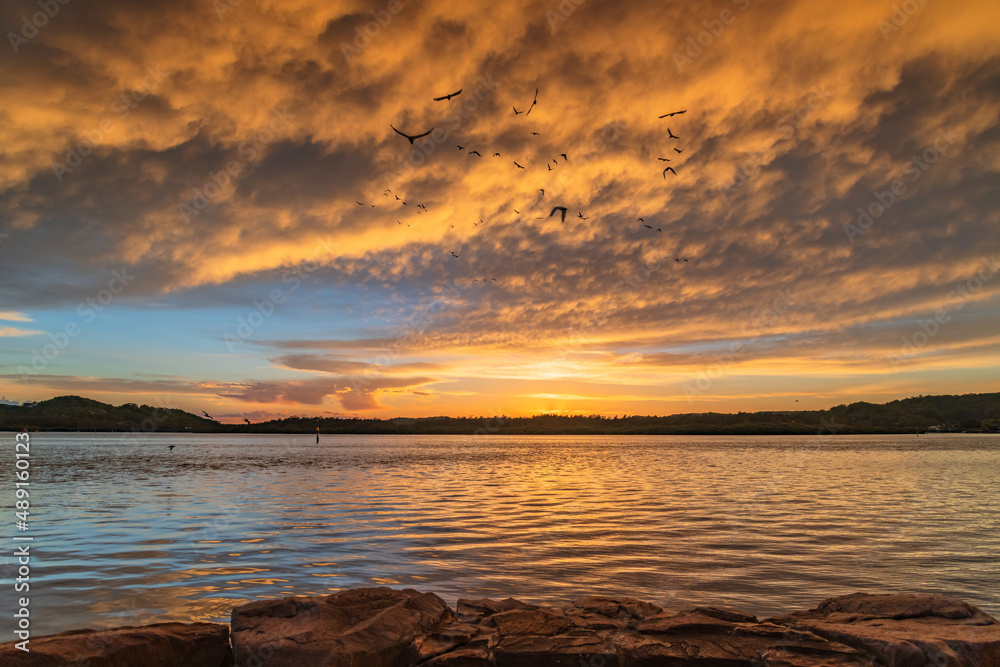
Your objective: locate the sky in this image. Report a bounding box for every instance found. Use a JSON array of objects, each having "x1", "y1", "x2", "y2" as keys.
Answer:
[{"x1": 0, "y1": 0, "x2": 998, "y2": 422}]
